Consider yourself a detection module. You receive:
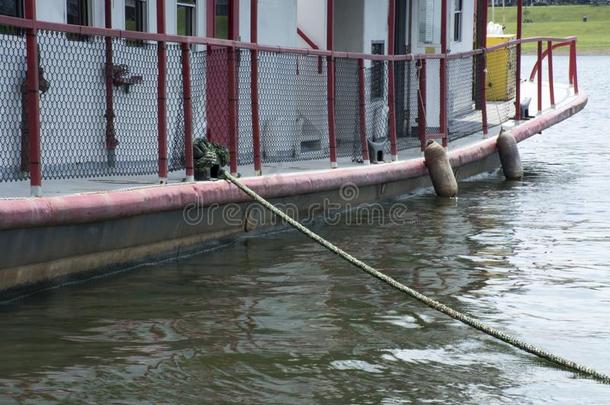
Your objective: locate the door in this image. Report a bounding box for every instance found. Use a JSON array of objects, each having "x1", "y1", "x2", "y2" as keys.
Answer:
[{"x1": 206, "y1": 0, "x2": 239, "y2": 146}]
